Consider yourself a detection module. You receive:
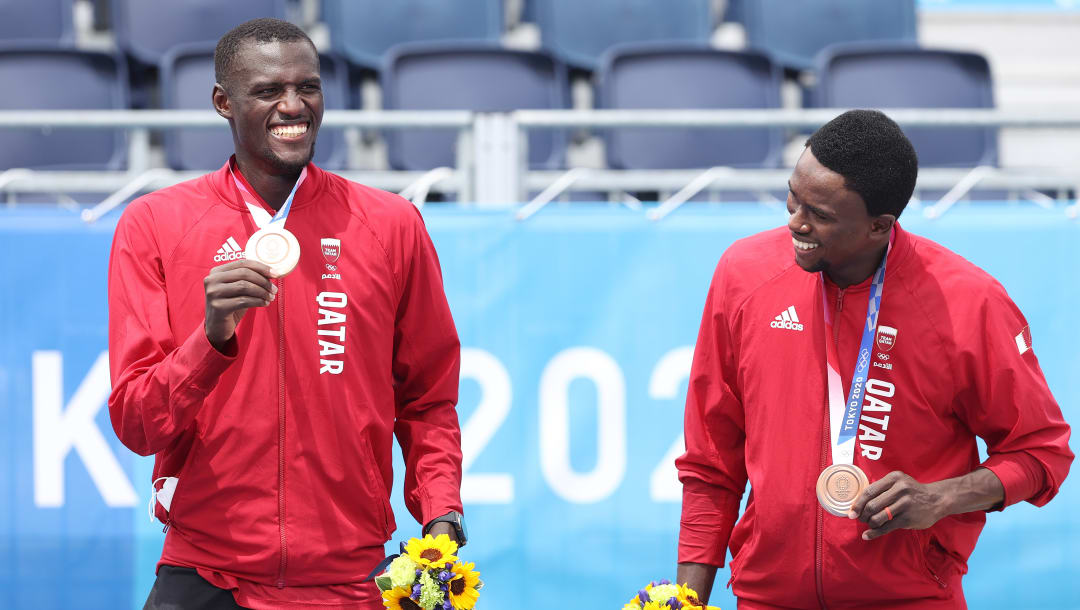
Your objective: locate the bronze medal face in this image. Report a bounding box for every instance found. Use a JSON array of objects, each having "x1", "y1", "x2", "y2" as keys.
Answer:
[
  {"x1": 816, "y1": 463, "x2": 870, "y2": 517},
  {"x1": 245, "y1": 225, "x2": 301, "y2": 277}
]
